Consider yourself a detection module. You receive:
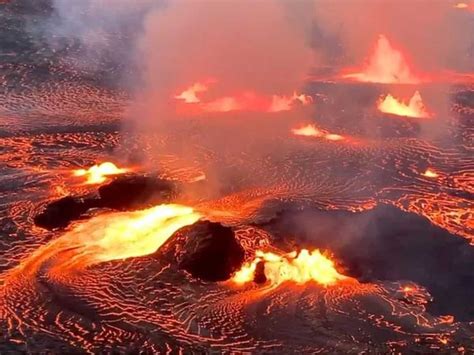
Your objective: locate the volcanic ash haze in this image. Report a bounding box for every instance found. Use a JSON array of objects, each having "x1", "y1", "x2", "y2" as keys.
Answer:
[{"x1": 133, "y1": 0, "x2": 314, "y2": 126}]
